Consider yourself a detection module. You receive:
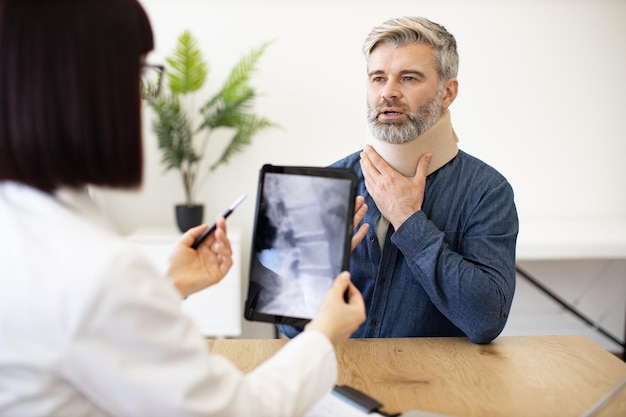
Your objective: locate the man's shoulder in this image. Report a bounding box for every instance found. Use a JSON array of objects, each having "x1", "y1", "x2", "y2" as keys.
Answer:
[
  {"x1": 453, "y1": 150, "x2": 509, "y2": 182},
  {"x1": 329, "y1": 150, "x2": 361, "y2": 168}
]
